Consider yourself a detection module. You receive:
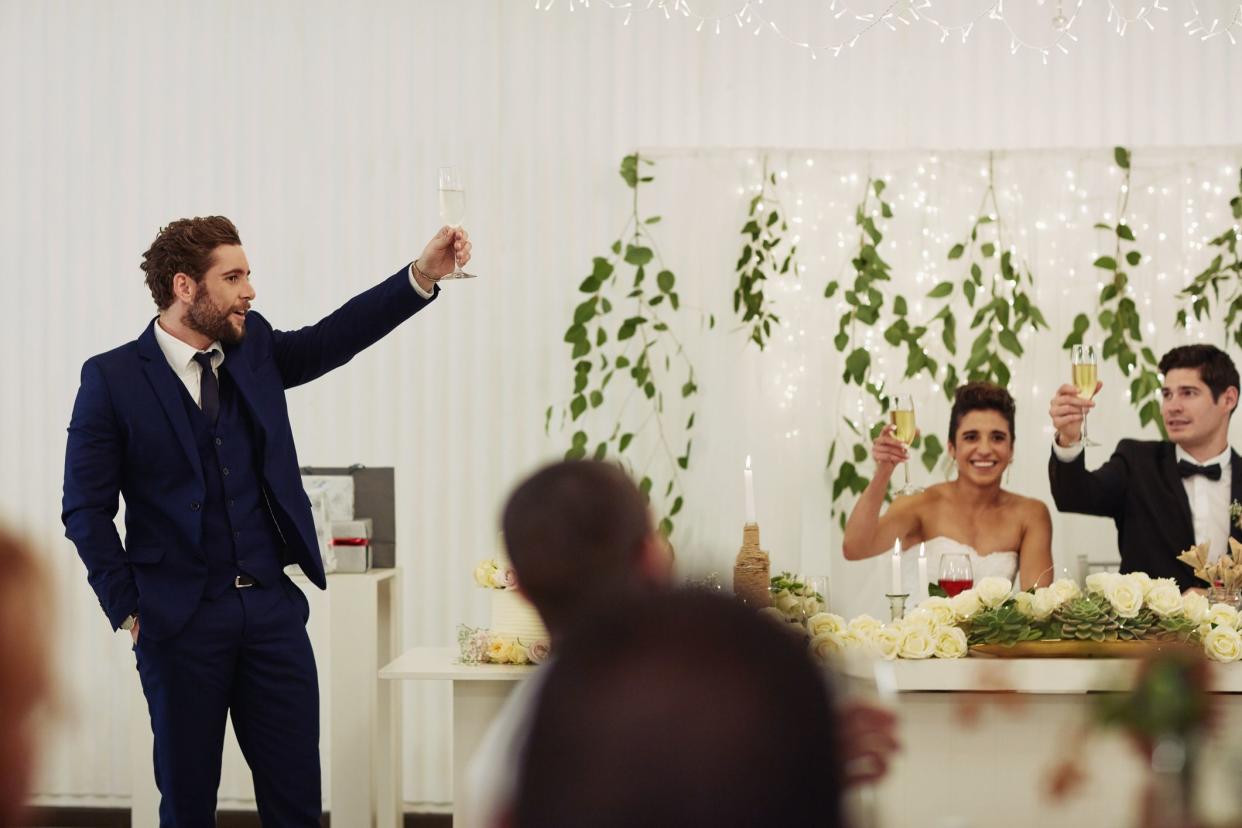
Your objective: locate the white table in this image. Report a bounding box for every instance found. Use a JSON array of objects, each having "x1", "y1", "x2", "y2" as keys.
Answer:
[
  {"x1": 128, "y1": 569, "x2": 403, "y2": 828},
  {"x1": 839, "y1": 657, "x2": 1242, "y2": 828},
  {"x1": 379, "y1": 646, "x2": 534, "y2": 827}
]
